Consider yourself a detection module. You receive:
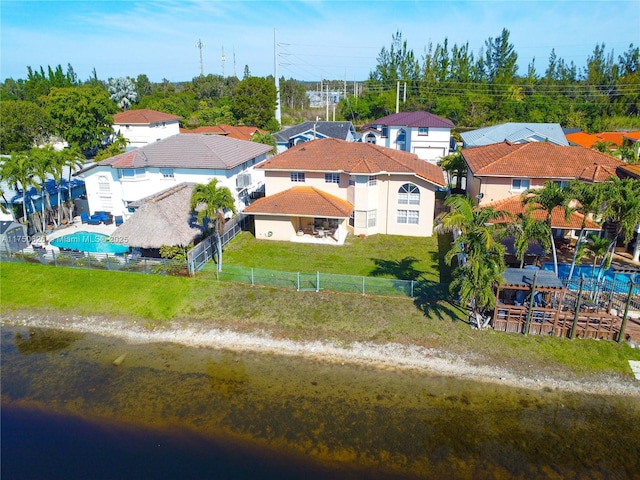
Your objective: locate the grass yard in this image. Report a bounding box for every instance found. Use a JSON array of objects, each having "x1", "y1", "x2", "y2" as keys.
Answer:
[{"x1": 210, "y1": 231, "x2": 452, "y2": 283}]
